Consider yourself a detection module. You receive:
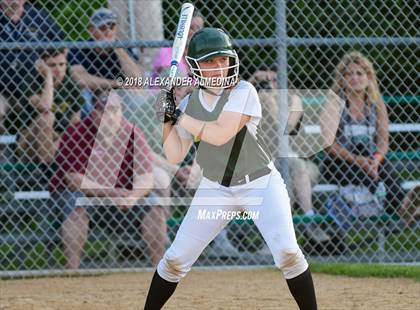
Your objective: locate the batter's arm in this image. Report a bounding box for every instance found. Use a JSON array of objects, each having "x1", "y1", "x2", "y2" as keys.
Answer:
[
  {"x1": 162, "y1": 123, "x2": 193, "y2": 164},
  {"x1": 178, "y1": 111, "x2": 250, "y2": 146}
]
